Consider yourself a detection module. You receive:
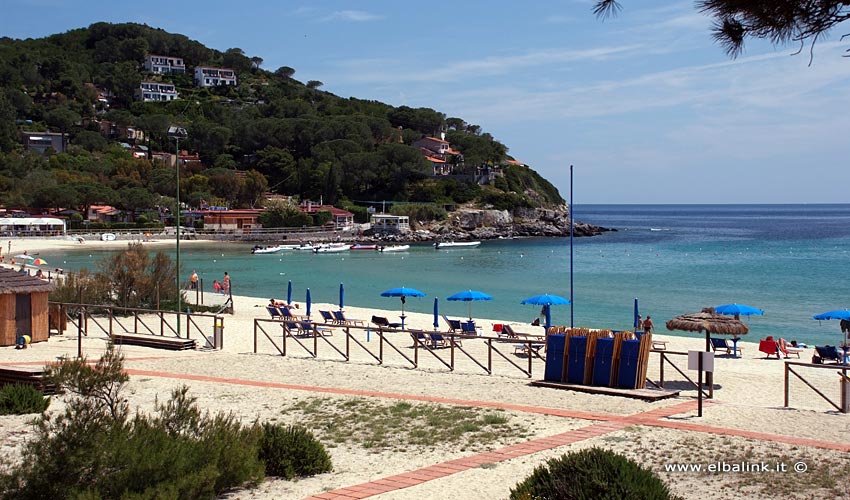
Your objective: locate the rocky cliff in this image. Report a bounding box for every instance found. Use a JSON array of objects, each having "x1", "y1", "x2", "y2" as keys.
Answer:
[{"x1": 367, "y1": 205, "x2": 614, "y2": 242}]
